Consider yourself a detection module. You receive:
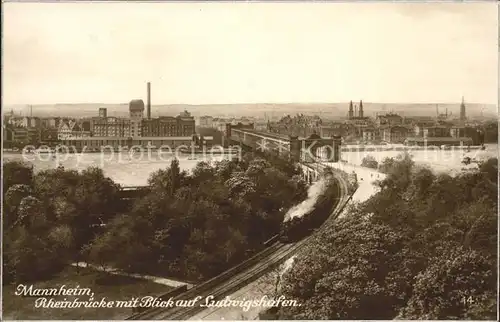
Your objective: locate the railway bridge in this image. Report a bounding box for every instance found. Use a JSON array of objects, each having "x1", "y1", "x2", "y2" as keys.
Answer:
[
  {"x1": 225, "y1": 123, "x2": 342, "y2": 164},
  {"x1": 118, "y1": 123, "x2": 343, "y2": 199}
]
